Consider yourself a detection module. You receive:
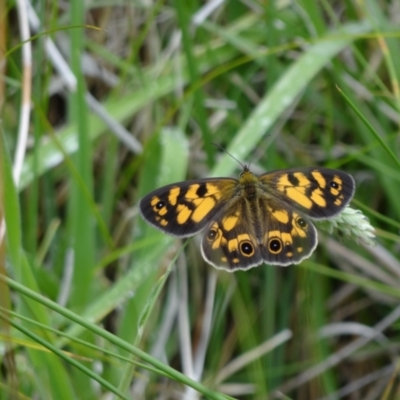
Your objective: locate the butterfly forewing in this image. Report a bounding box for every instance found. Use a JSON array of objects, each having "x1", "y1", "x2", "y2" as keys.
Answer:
[
  {"x1": 139, "y1": 178, "x2": 237, "y2": 237},
  {"x1": 259, "y1": 167, "x2": 355, "y2": 219}
]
